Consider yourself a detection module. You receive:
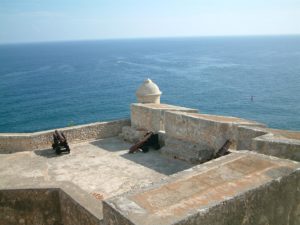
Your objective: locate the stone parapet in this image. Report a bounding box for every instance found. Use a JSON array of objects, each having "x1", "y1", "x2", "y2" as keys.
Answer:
[
  {"x1": 127, "y1": 102, "x2": 300, "y2": 163},
  {"x1": 234, "y1": 126, "x2": 300, "y2": 161},
  {"x1": 0, "y1": 182, "x2": 103, "y2": 225},
  {"x1": 103, "y1": 151, "x2": 300, "y2": 225},
  {"x1": 164, "y1": 111, "x2": 265, "y2": 149},
  {"x1": 0, "y1": 119, "x2": 130, "y2": 153},
  {"x1": 131, "y1": 103, "x2": 198, "y2": 132},
  {"x1": 236, "y1": 125, "x2": 268, "y2": 150},
  {"x1": 162, "y1": 136, "x2": 214, "y2": 163},
  {"x1": 119, "y1": 126, "x2": 148, "y2": 143},
  {"x1": 252, "y1": 132, "x2": 300, "y2": 162}
]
